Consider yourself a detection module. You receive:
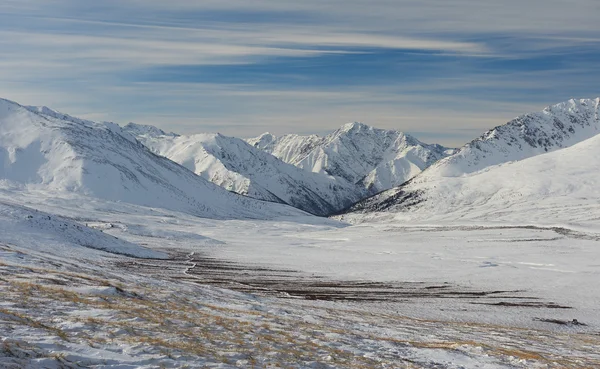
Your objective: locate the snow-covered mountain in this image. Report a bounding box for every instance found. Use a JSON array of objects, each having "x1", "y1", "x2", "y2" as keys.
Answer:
[
  {"x1": 126, "y1": 124, "x2": 364, "y2": 216},
  {"x1": 343, "y1": 98, "x2": 600, "y2": 223},
  {"x1": 248, "y1": 122, "x2": 454, "y2": 194},
  {"x1": 0, "y1": 98, "x2": 305, "y2": 220},
  {"x1": 120, "y1": 121, "x2": 178, "y2": 138},
  {"x1": 248, "y1": 132, "x2": 324, "y2": 166},
  {"x1": 422, "y1": 98, "x2": 600, "y2": 178}
]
